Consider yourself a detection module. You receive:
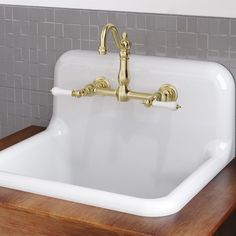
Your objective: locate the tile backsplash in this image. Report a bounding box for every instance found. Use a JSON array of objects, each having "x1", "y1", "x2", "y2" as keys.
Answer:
[{"x1": 0, "y1": 5, "x2": 235, "y2": 138}]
